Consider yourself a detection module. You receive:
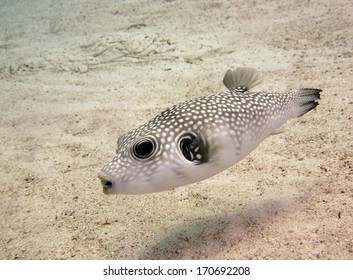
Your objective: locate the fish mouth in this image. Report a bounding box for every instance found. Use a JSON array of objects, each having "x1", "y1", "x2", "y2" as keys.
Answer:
[{"x1": 98, "y1": 172, "x2": 114, "y2": 195}]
